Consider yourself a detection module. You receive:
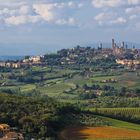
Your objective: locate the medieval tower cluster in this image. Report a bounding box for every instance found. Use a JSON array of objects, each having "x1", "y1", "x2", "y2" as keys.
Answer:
[{"x1": 112, "y1": 39, "x2": 127, "y2": 56}]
